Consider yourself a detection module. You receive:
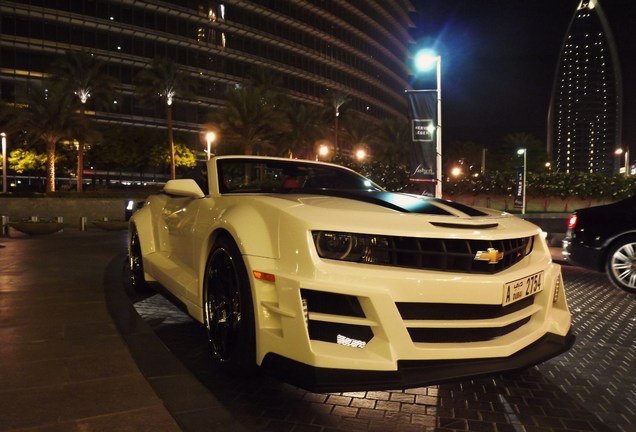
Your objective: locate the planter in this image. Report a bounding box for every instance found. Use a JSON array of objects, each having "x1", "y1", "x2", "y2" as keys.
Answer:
[
  {"x1": 92, "y1": 220, "x2": 129, "y2": 231},
  {"x1": 10, "y1": 221, "x2": 64, "y2": 235}
]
